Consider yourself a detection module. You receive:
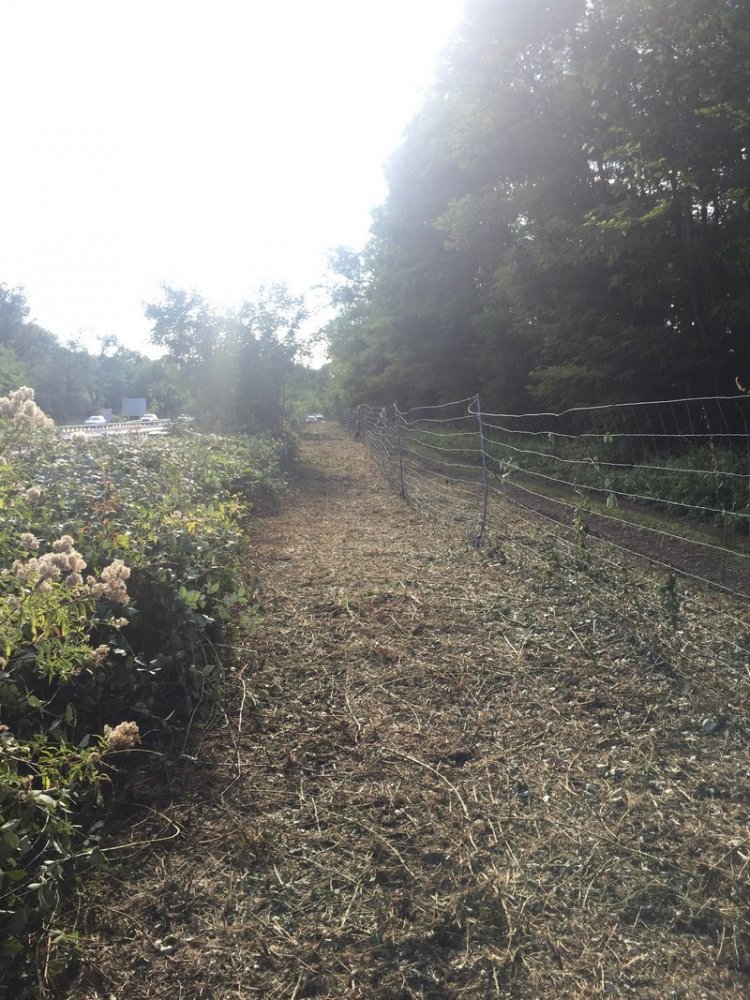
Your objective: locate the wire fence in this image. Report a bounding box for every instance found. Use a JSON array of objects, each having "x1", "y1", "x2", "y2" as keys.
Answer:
[{"x1": 345, "y1": 394, "x2": 750, "y2": 681}]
